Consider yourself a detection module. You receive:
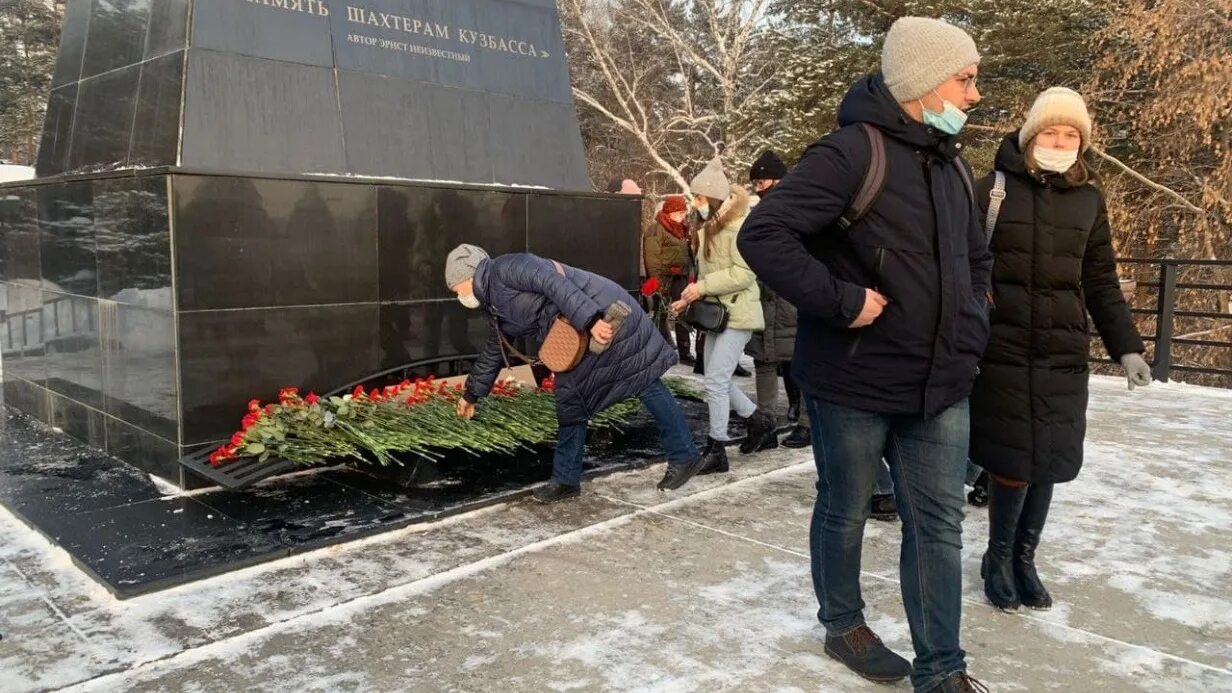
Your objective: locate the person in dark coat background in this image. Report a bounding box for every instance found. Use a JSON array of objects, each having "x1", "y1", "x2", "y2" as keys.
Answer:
[
  {"x1": 445, "y1": 244, "x2": 706, "y2": 504},
  {"x1": 972, "y1": 88, "x2": 1150, "y2": 613},
  {"x1": 746, "y1": 150, "x2": 811, "y2": 449},
  {"x1": 739, "y1": 17, "x2": 992, "y2": 693}
]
